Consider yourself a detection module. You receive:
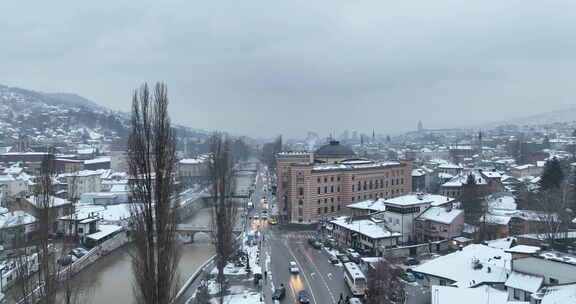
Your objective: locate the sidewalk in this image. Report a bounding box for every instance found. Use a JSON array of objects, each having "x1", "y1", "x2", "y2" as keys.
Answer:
[{"x1": 181, "y1": 233, "x2": 273, "y2": 304}]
